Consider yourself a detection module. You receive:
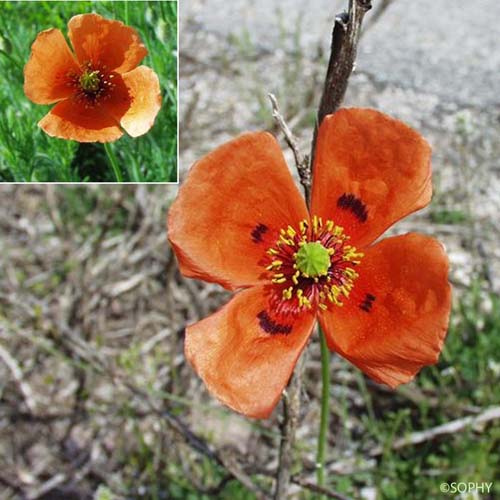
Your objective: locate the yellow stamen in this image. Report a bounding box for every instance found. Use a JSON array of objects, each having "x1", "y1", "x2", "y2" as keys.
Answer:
[
  {"x1": 264, "y1": 217, "x2": 363, "y2": 312},
  {"x1": 266, "y1": 260, "x2": 283, "y2": 270}
]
